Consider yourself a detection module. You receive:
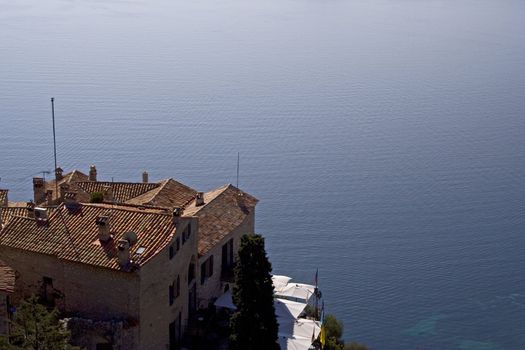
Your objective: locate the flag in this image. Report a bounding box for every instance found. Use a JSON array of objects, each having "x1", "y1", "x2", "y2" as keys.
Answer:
[
  {"x1": 314, "y1": 268, "x2": 319, "y2": 287},
  {"x1": 320, "y1": 325, "x2": 326, "y2": 349}
]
